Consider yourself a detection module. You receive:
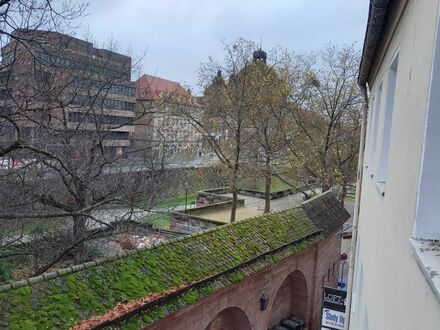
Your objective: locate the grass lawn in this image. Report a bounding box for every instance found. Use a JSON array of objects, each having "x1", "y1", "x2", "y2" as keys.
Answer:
[
  {"x1": 137, "y1": 194, "x2": 198, "y2": 230},
  {"x1": 9, "y1": 221, "x2": 55, "y2": 237},
  {"x1": 238, "y1": 176, "x2": 296, "y2": 193},
  {"x1": 145, "y1": 213, "x2": 171, "y2": 229},
  {"x1": 136, "y1": 194, "x2": 197, "y2": 211},
  {"x1": 156, "y1": 194, "x2": 197, "y2": 208}
]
